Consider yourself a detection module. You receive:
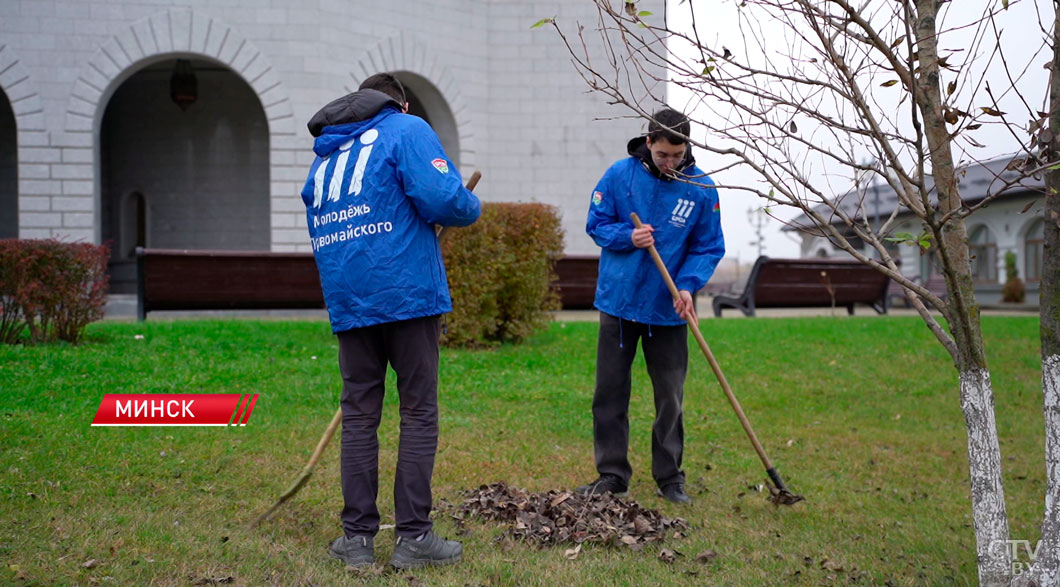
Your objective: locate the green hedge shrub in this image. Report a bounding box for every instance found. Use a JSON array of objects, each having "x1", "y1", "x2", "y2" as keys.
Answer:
[
  {"x1": 0, "y1": 239, "x2": 110, "y2": 344},
  {"x1": 441, "y1": 203, "x2": 564, "y2": 347},
  {"x1": 1001, "y1": 250, "x2": 1026, "y2": 304}
]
